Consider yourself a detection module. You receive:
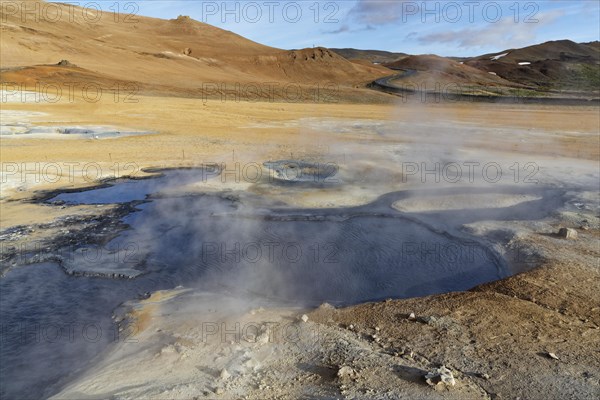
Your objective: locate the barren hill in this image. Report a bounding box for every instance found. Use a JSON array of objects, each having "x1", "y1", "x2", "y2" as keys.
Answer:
[
  {"x1": 369, "y1": 42, "x2": 599, "y2": 99},
  {"x1": 330, "y1": 48, "x2": 408, "y2": 64},
  {"x1": 465, "y1": 40, "x2": 600, "y2": 92},
  {"x1": 0, "y1": 1, "x2": 391, "y2": 101},
  {"x1": 383, "y1": 54, "x2": 518, "y2": 88},
  {"x1": 473, "y1": 40, "x2": 600, "y2": 64}
]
